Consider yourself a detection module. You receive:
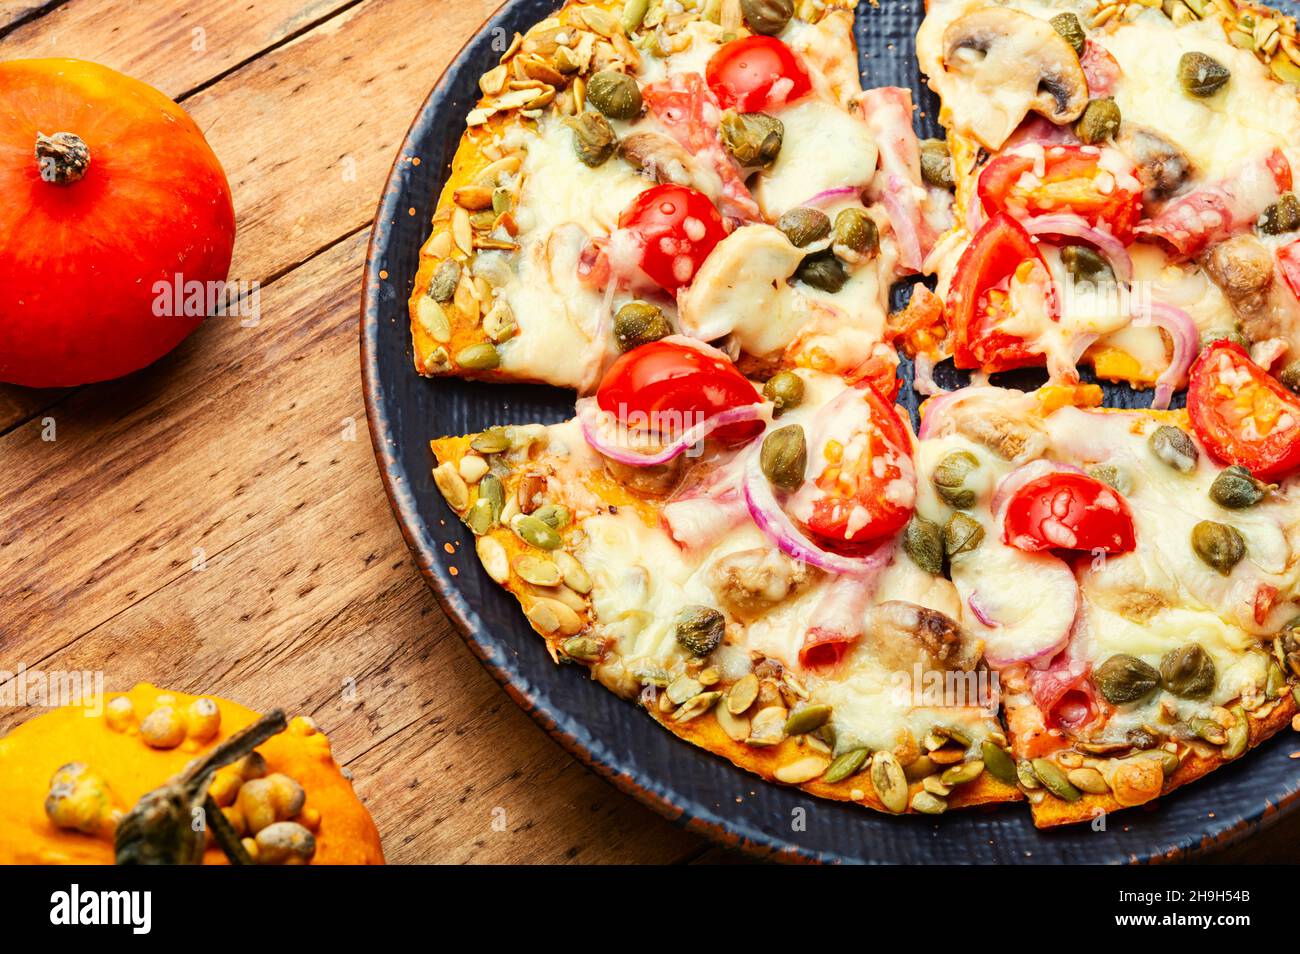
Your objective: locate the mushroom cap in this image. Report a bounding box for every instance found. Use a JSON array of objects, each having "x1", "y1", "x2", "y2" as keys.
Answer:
[{"x1": 941, "y1": 6, "x2": 1088, "y2": 151}]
